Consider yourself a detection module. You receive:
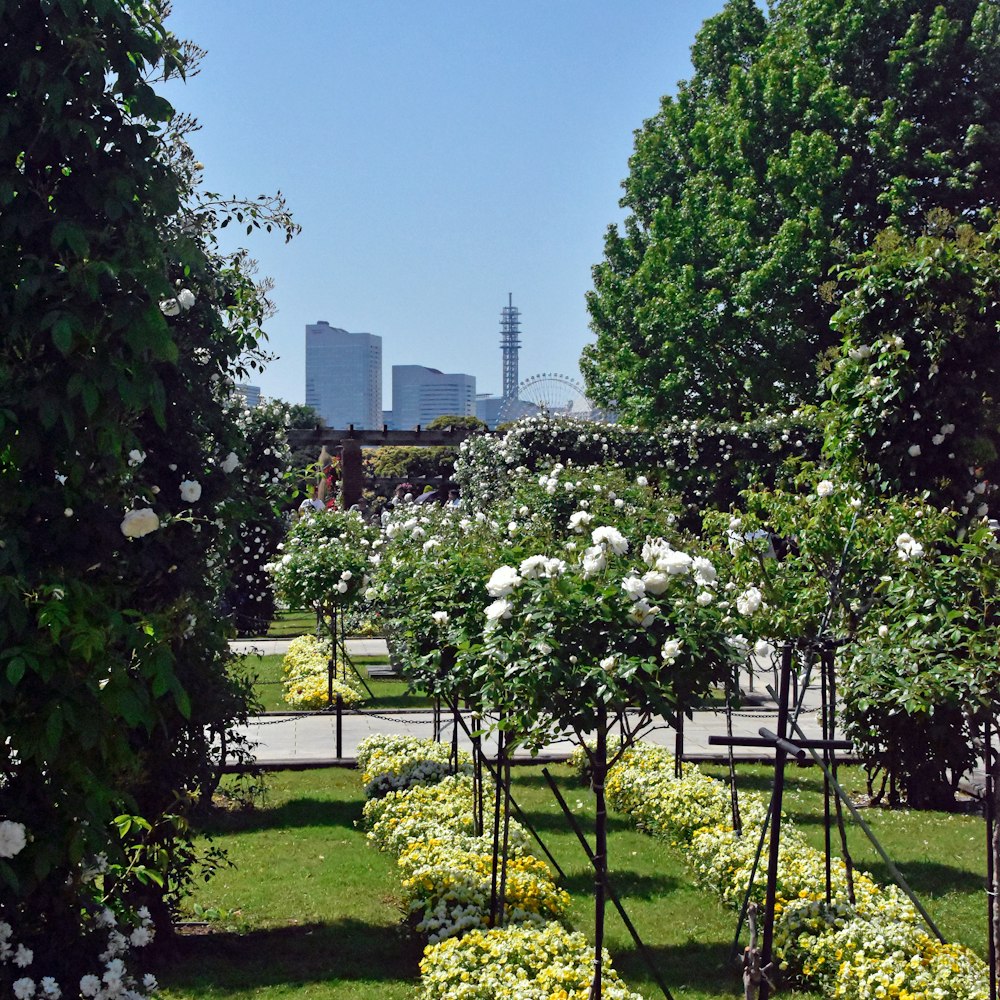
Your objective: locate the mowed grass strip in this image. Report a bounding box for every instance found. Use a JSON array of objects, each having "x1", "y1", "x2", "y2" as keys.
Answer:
[
  {"x1": 238, "y1": 653, "x2": 433, "y2": 712},
  {"x1": 156, "y1": 769, "x2": 422, "y2": 1000}
]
